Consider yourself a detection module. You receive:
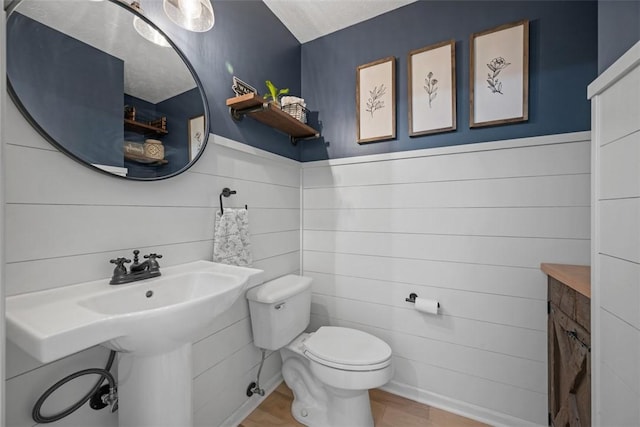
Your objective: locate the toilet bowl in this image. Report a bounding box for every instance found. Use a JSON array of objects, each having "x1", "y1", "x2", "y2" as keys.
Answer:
[{"x1": 246, "y1": 275, "x2": 393, "y2": 427}]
